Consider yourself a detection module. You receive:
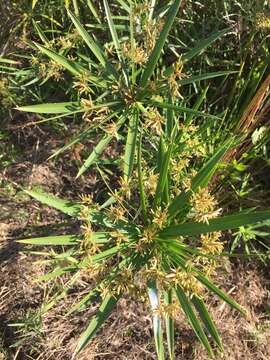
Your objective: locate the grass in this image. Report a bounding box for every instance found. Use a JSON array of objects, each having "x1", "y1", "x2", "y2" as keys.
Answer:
[{"x1": 0, "y1": 0, "x2": 270, "y2": 359}]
